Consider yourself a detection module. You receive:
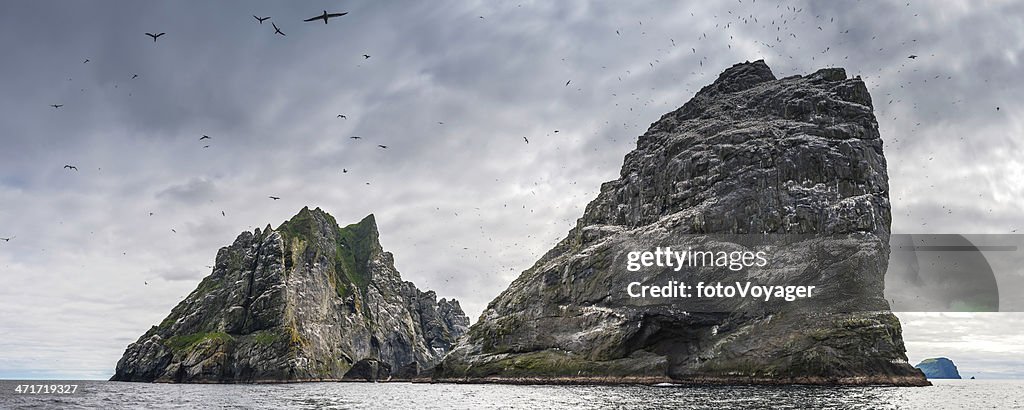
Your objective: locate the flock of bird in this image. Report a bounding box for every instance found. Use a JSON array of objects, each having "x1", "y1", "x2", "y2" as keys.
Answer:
[
  {"x1": 3, "y1": 2, "x2": 1017, "y2": 304},
  {"x1": 50, "y1": 9, "x2": 361, "y2": 206},
  {"x1": 258, "y1": 10, "x2": 348, "y2": 36}
]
